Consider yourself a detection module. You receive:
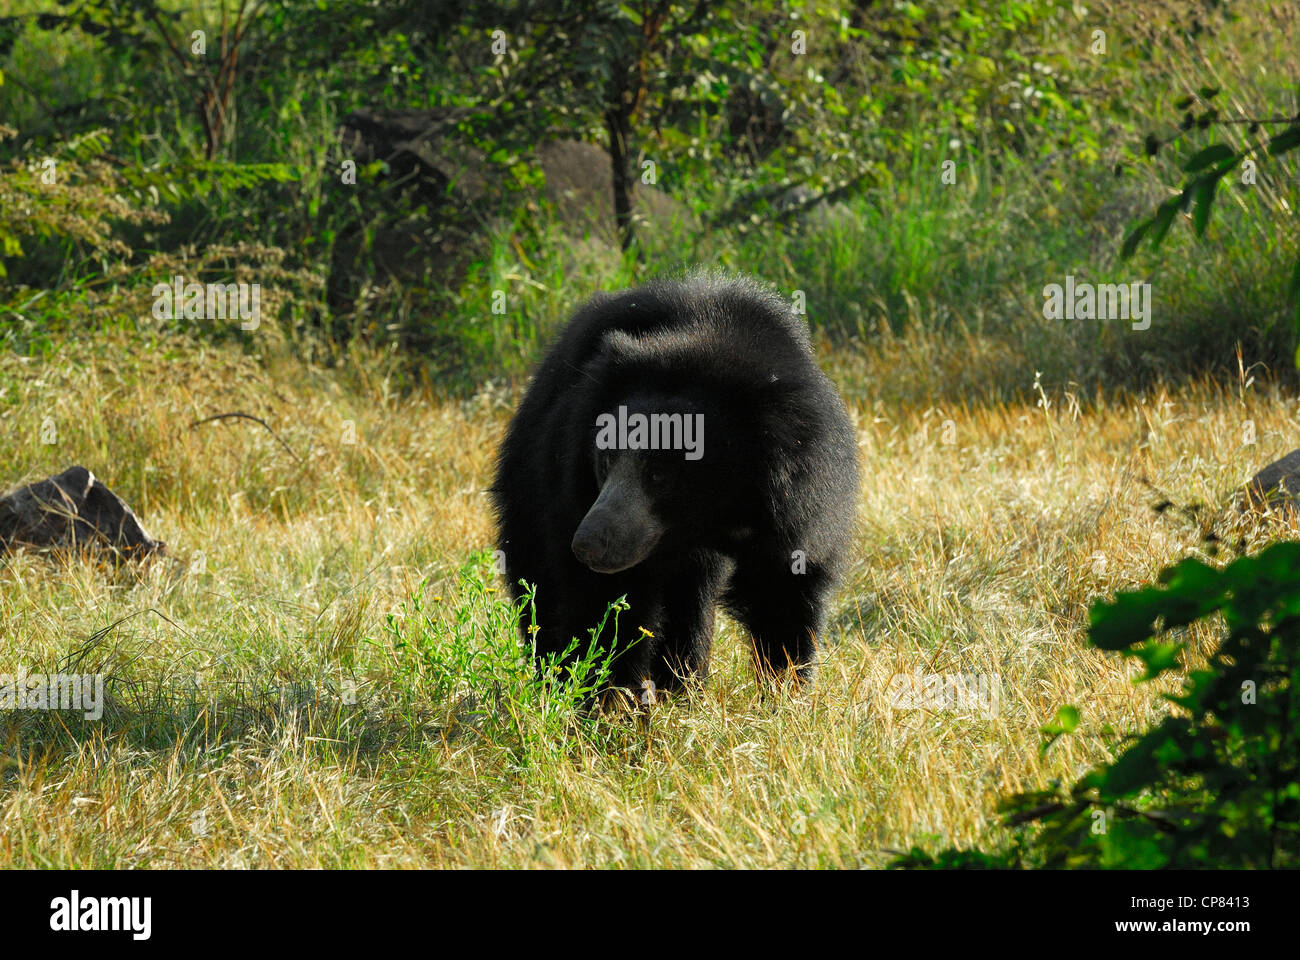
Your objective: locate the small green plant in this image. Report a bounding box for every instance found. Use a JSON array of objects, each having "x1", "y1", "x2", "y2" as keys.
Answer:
[
  {"x1": 895, "y1": 541, "x2": 1300, "y2": 869},
  {"x1": 380, "y1": 551, "x2": 637, "y2": 749}
]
